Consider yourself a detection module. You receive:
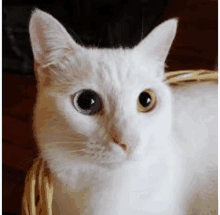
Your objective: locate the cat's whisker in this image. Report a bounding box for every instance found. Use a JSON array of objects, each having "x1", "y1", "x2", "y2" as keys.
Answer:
[
  {"x1": 69, "y1": 149, "x2": 85, "y2": 152},
  {"x1": 39, "y1": 133, "x2": 87, "y2": 141},
  {"x1": 57, "y1": 141, "x2": 85, "y2": 144},
  {"x1": 68, "y1": 150, "x2": 85, "y2": 155}
]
